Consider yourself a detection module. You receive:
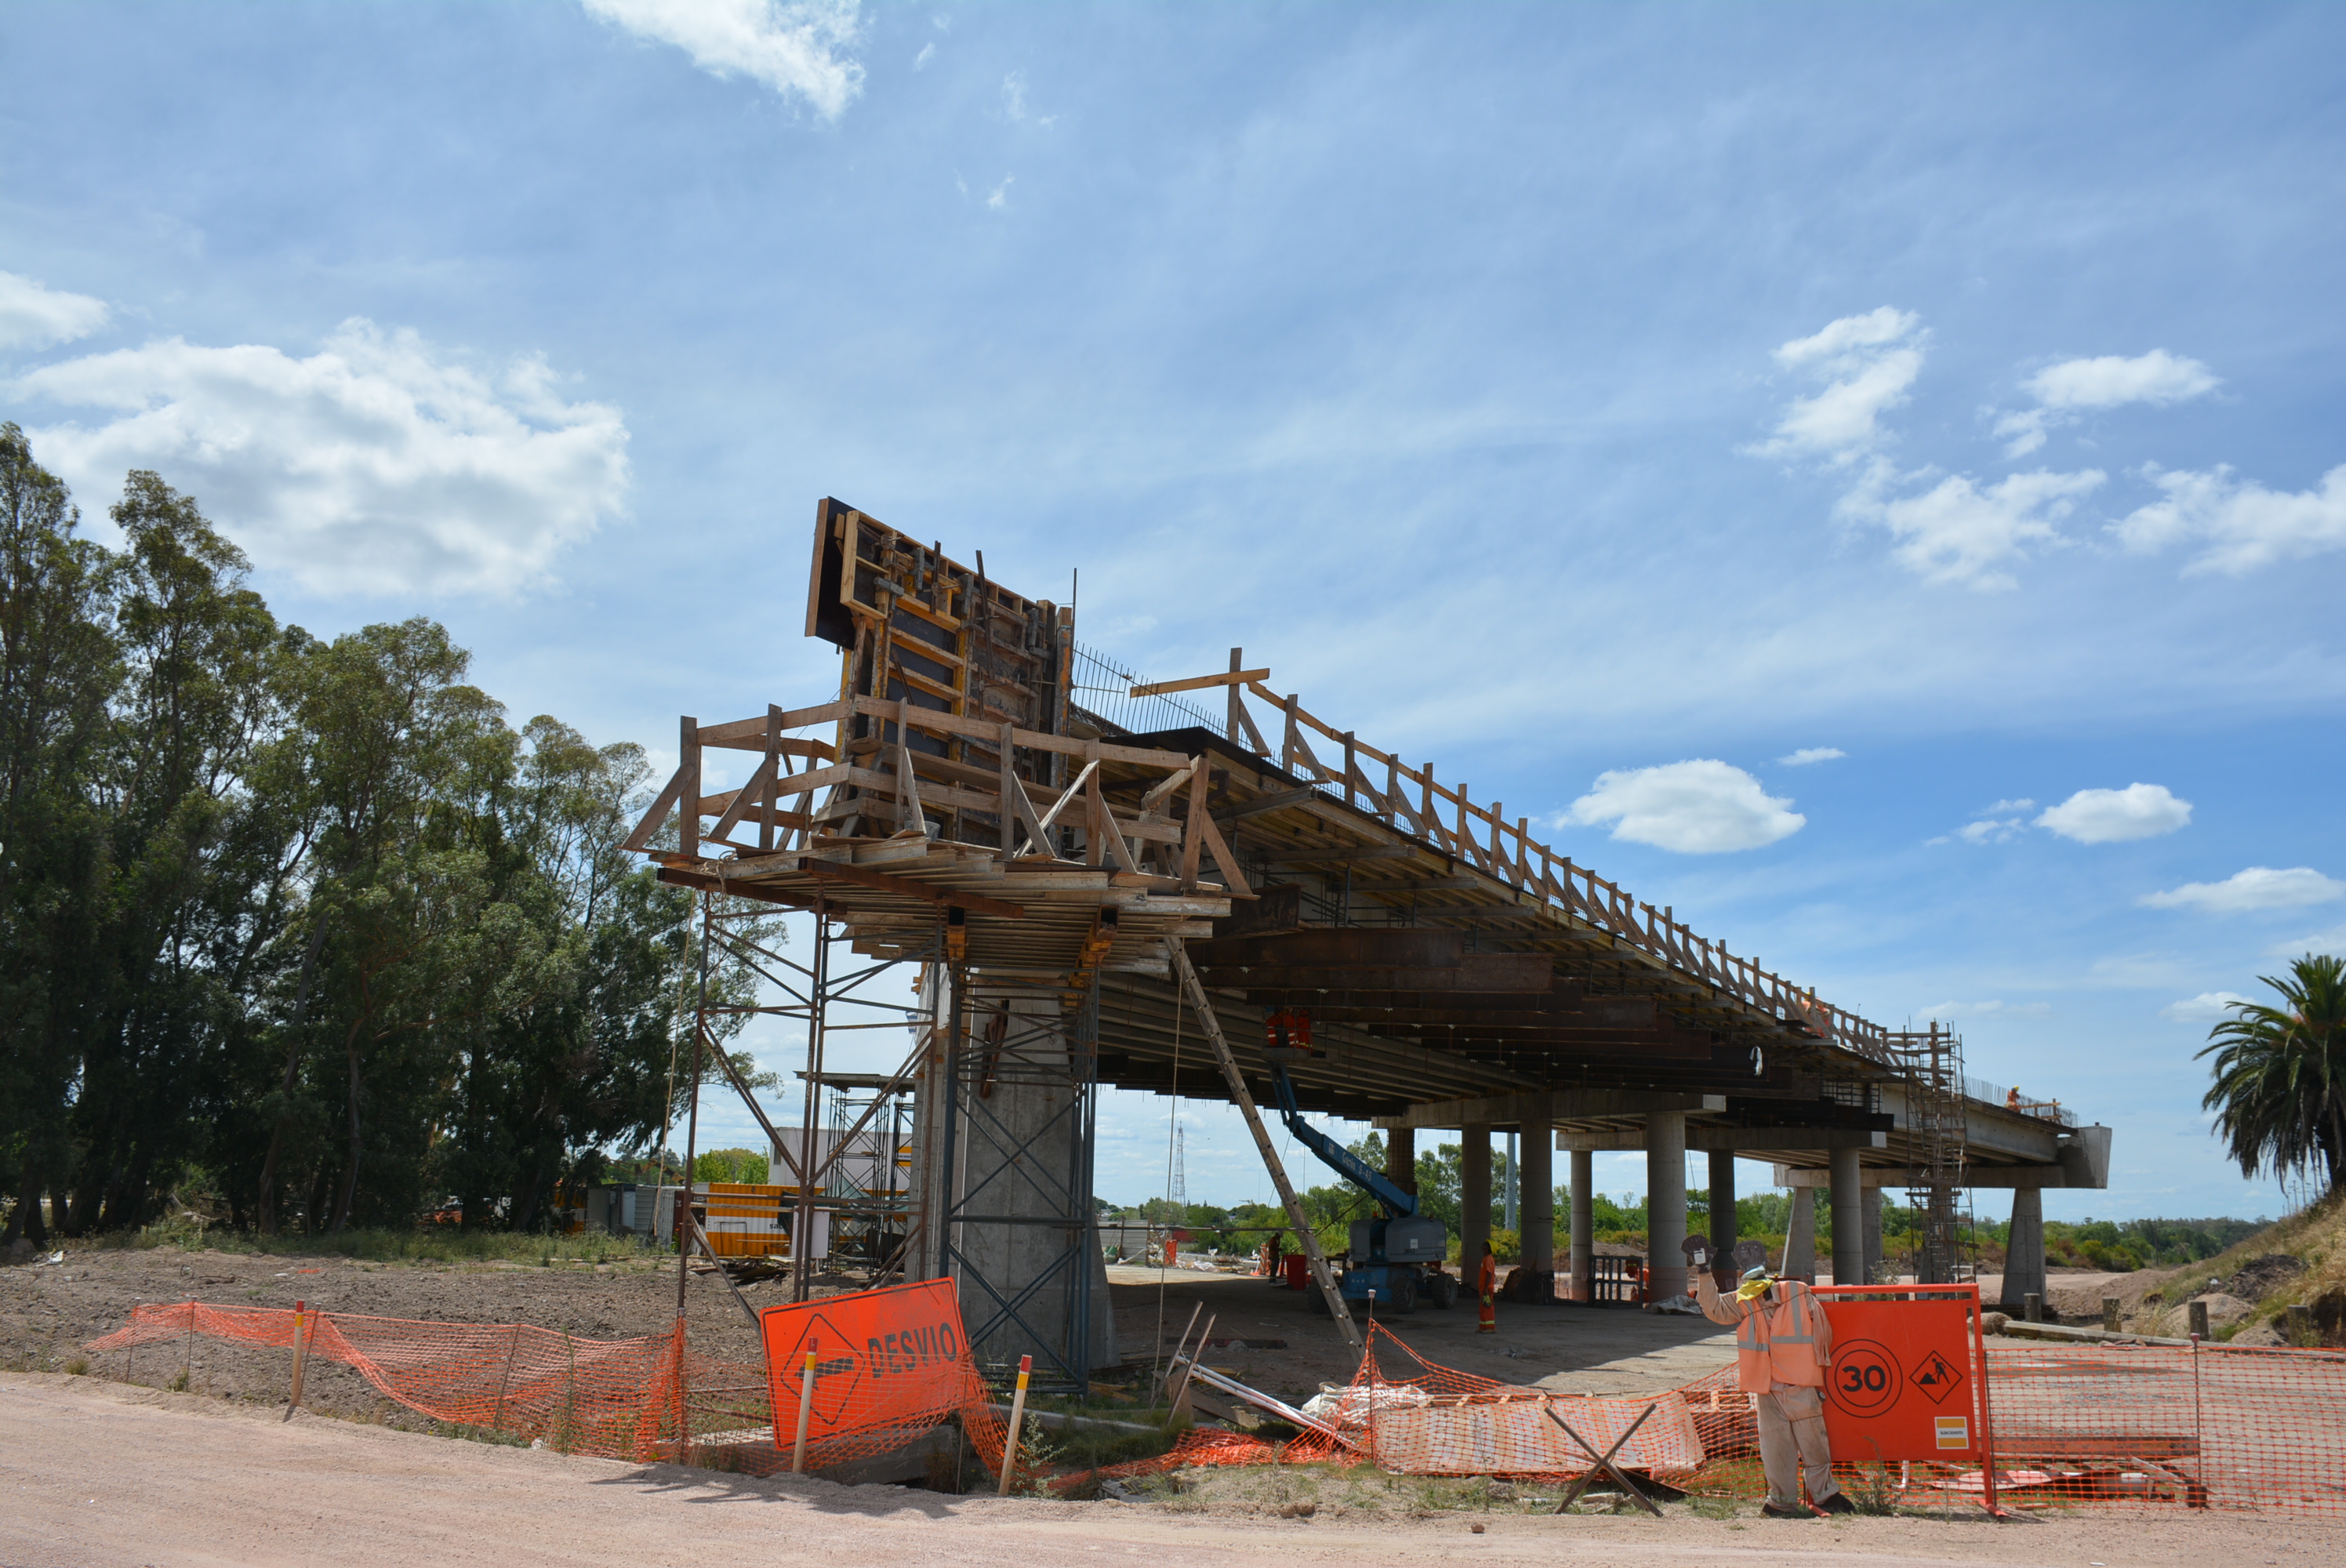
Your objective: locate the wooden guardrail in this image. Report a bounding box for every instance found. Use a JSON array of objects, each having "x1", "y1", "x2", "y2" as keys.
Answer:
[{"x1": 1130, "y1": 662, "x2": 1889, "y2": 1062}]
